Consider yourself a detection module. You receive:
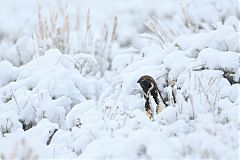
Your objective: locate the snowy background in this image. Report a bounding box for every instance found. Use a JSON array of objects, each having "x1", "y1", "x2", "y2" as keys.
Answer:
[{"x1": 0, "y1": 0, "x2": 239, "y2": 159}]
